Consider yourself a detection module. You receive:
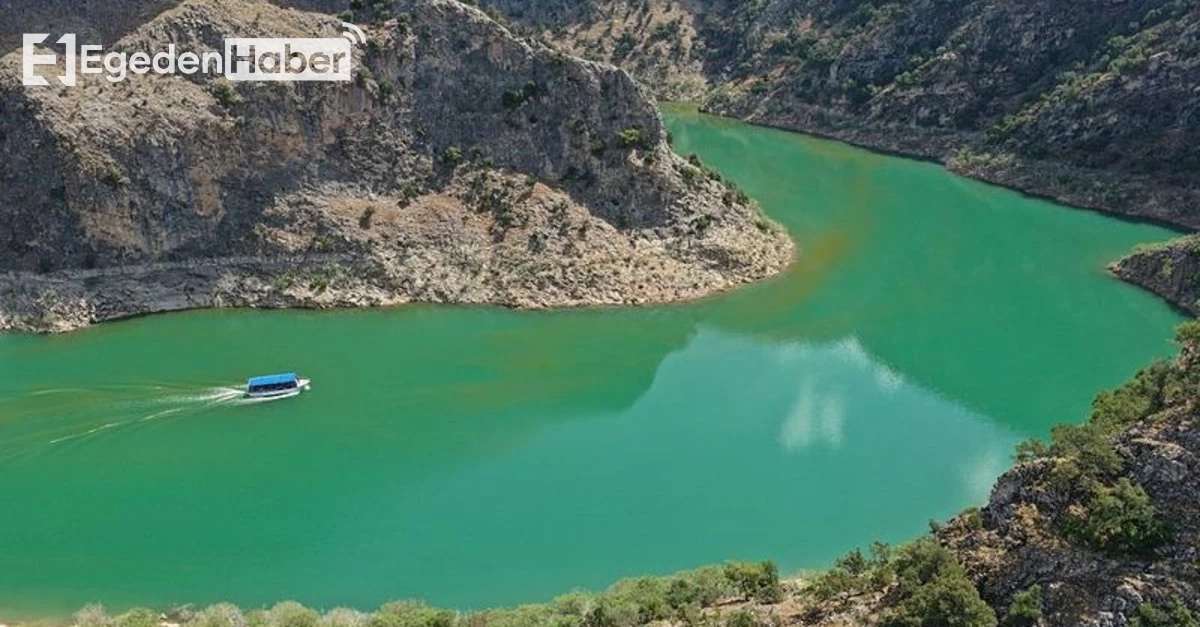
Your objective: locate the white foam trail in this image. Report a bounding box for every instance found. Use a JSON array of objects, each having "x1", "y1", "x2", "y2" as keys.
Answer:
[
  {"x1": 49, "y1": 421, "x2": 123, "y2": 444},
  {"x1": 30, "y1": 388, "x2": 85, "y2": 396},
  {"x1": 137, "y1": 407, "x2": 186, "y2": 423},
  {"x1": 43, "y1": 386, "x2": 244, "y2": 446},
  {"x1": 159, "y1": 387, "x2": 244, "y2": 406}
]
